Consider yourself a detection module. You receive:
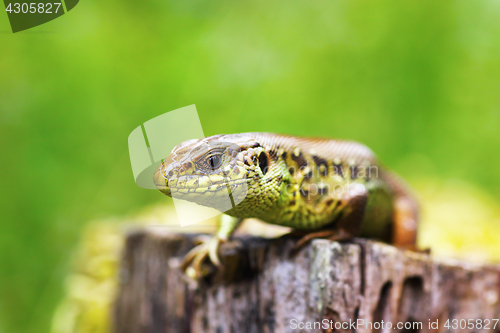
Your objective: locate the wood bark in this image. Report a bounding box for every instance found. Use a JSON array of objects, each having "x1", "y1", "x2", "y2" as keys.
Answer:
[{"x1": 113, "y1": 230, "x2": 500, "y2": 333}]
